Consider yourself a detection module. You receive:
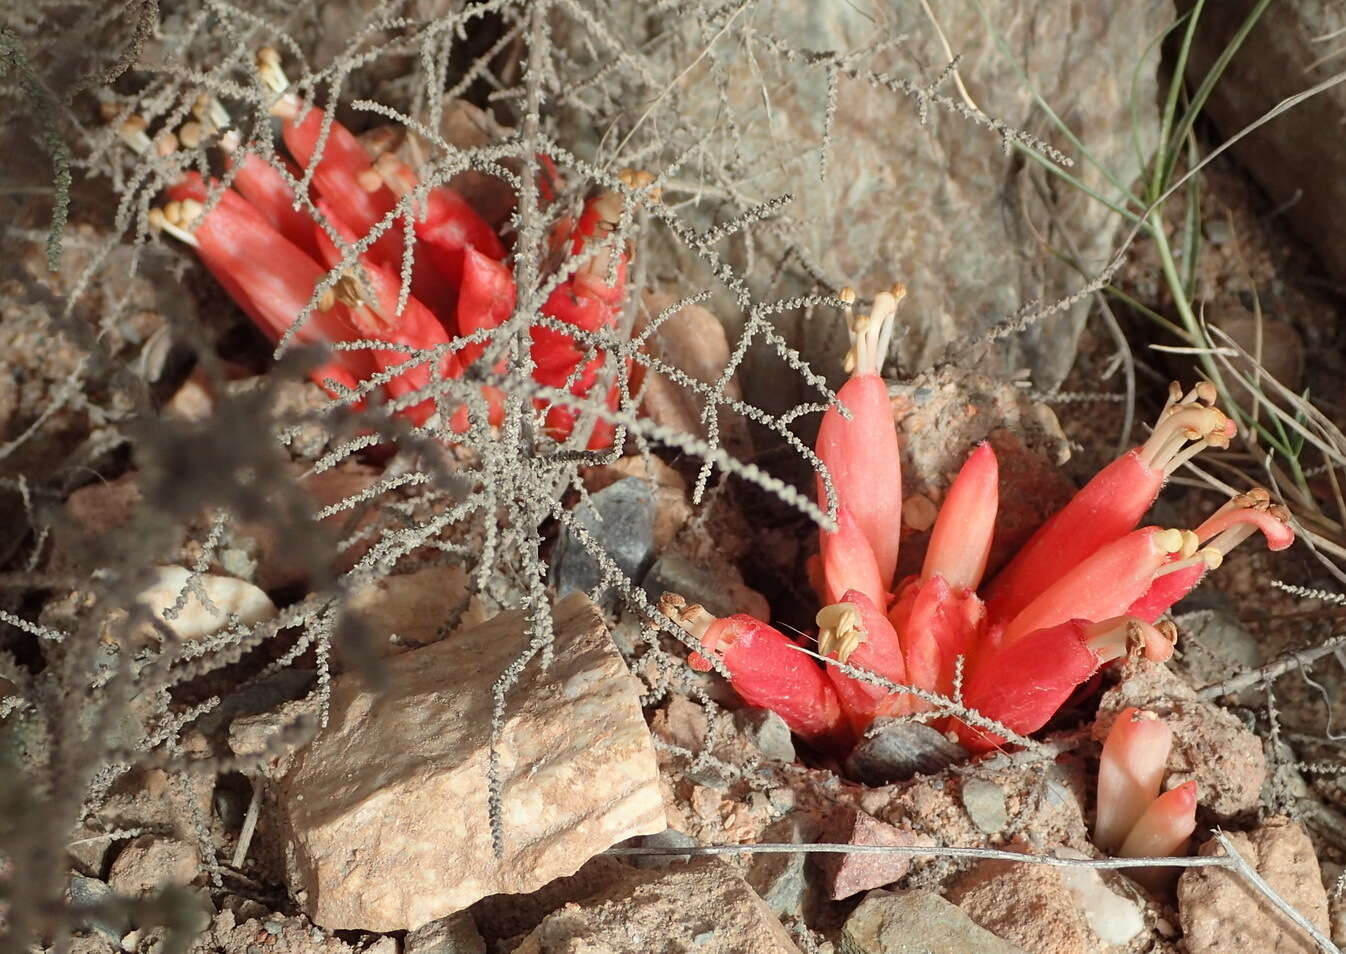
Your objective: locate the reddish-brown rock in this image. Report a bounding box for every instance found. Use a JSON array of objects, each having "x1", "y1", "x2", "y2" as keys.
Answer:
[{"x1": 816, "y1": 809, "x2": 921, "y2": 900}]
